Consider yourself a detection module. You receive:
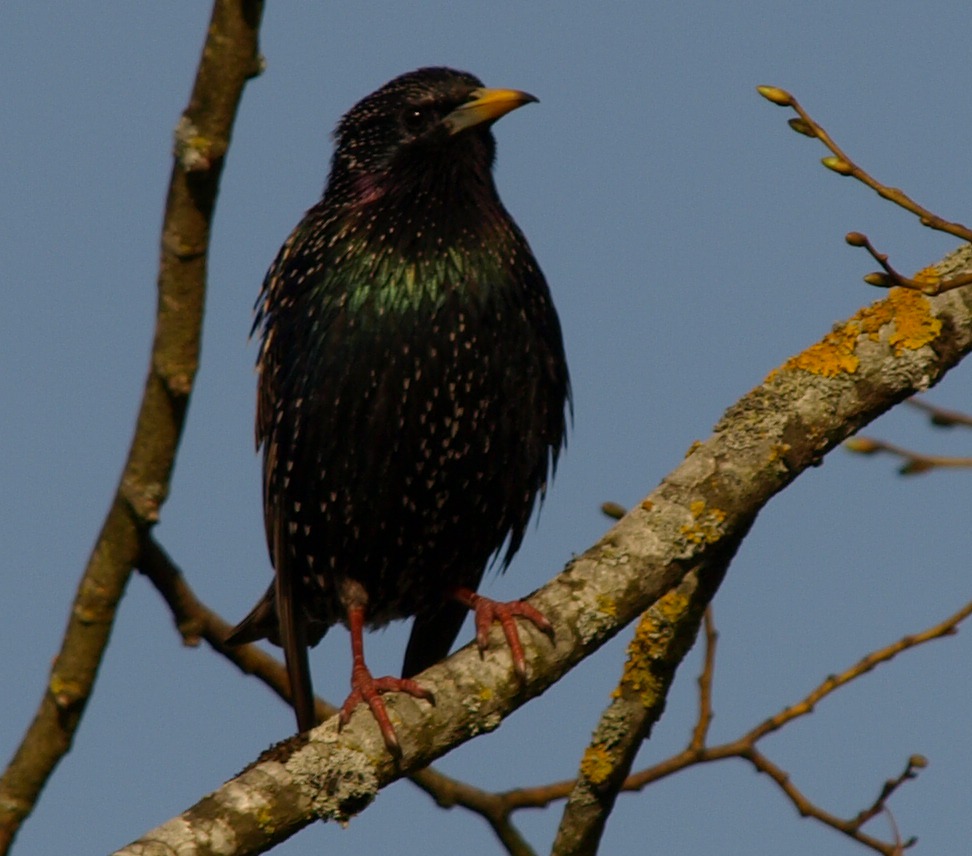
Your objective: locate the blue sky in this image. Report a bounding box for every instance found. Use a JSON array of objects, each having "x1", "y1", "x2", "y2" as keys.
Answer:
[{"x1": 3, "y1": 3, "x2": 971, "y2": 854}]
